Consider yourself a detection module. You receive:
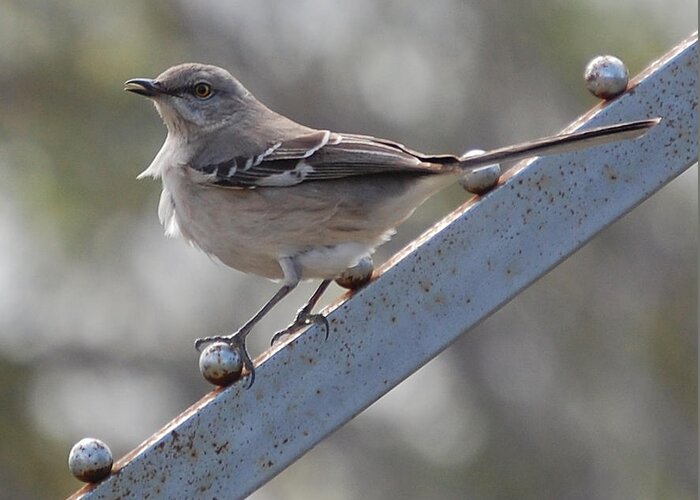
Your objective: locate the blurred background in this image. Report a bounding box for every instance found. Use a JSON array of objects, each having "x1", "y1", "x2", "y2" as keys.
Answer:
[{"x1": 0, "y1": 1, "x2": 696, "y2": 498}]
